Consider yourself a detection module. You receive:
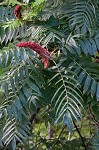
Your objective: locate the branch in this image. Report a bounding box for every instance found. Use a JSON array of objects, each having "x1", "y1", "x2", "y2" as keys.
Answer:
[
  {"x1": 88, "y1": 107, "x2": 99, "y2": 127},
  {"x1": 50, "y1": 125, "x2": 66, "y2": 150},
  {"x1": 73, "y1": 121, "x2": 87, "y2": 150}
]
